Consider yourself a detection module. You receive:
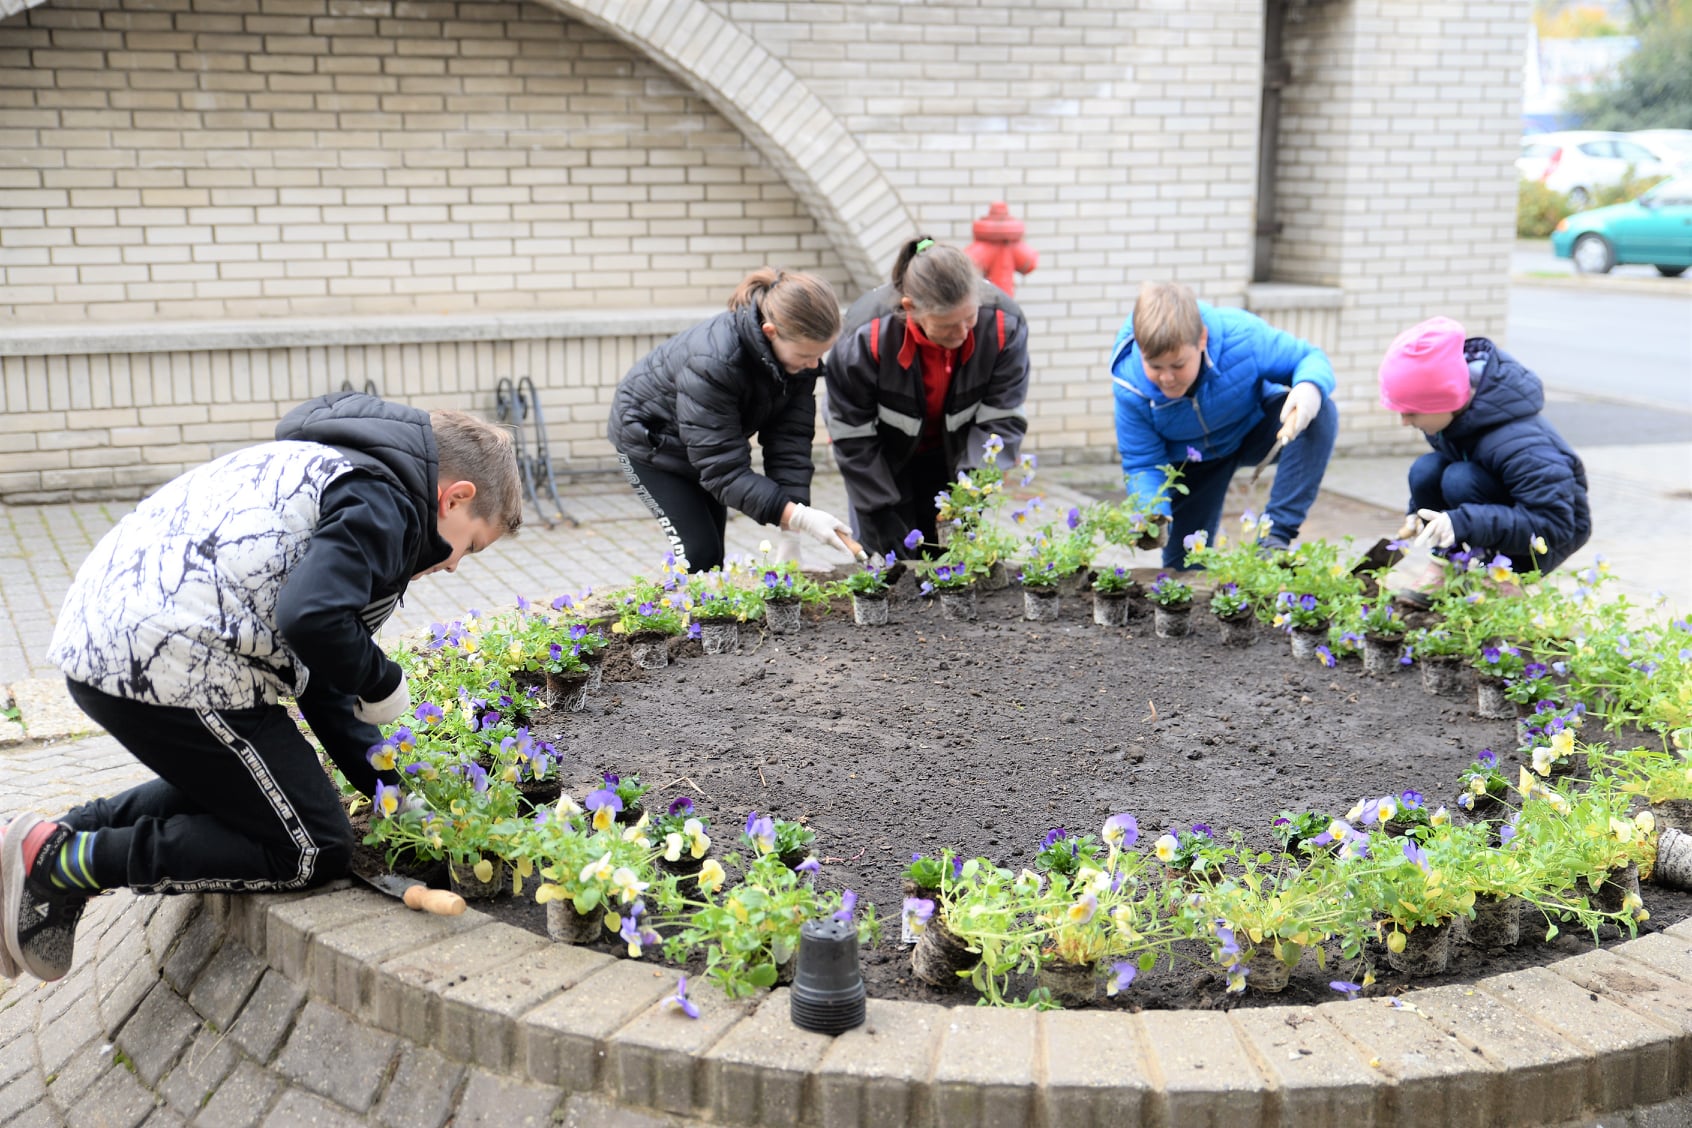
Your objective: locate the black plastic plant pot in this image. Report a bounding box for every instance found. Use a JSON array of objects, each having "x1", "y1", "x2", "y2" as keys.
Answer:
[{"x1": 790, "y1": 918, "x2": 866, "y2": 1035}]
